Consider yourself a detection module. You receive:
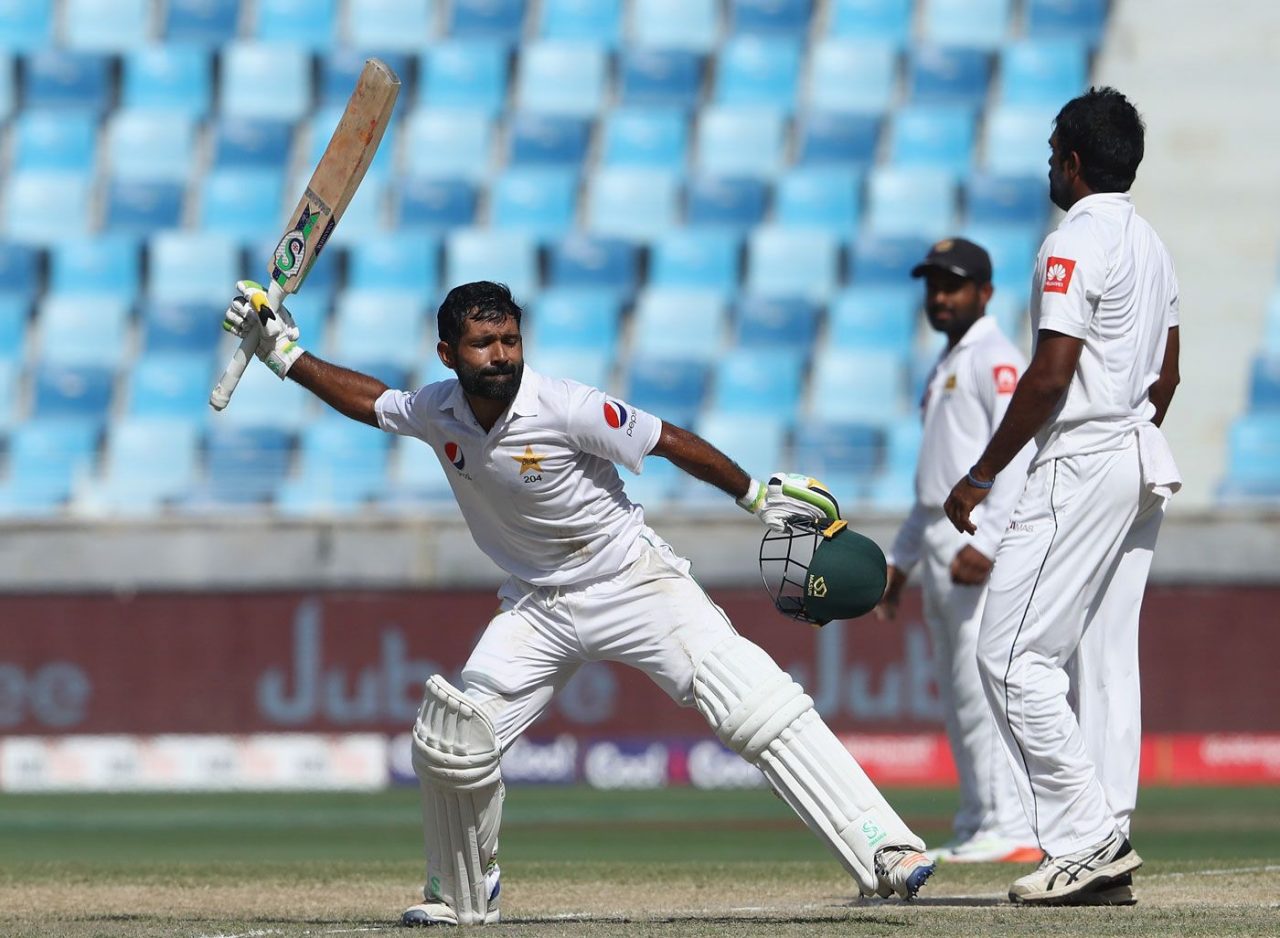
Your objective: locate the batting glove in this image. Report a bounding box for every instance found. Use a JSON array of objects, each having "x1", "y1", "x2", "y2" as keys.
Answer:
[
  {"x1": 223, "y1": 279, "x2": 305, "y2": 379},
  {"x1": 738, "y1": 472, "x2": 841, "y2": 531}
]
